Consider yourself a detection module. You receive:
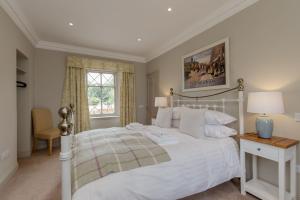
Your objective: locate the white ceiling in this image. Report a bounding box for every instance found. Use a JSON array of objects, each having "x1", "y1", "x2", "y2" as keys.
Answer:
[{"x1": 1, "y1": 0, "x2": 258, "y2": 62}]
